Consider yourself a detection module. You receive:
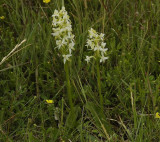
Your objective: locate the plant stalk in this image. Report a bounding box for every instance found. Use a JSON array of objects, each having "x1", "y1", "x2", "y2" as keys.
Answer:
[
  {"x1": 64, "y1": 61, "x2": 73, "y2": 109},
  {"x1": 96, "y1": 55, "x2": 103, "y2": 112},
  {"x1": 62, "y1": 0, "x2": 64, "y2": 7}
]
